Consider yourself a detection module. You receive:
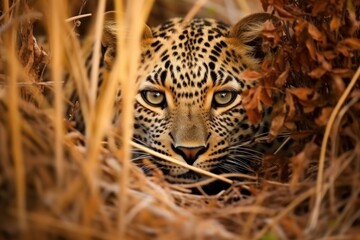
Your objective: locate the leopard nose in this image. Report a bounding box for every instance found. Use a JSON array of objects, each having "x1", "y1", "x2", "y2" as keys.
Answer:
[{"x1": 172, "y1": 145, "x2": 208, "y2": 166}]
